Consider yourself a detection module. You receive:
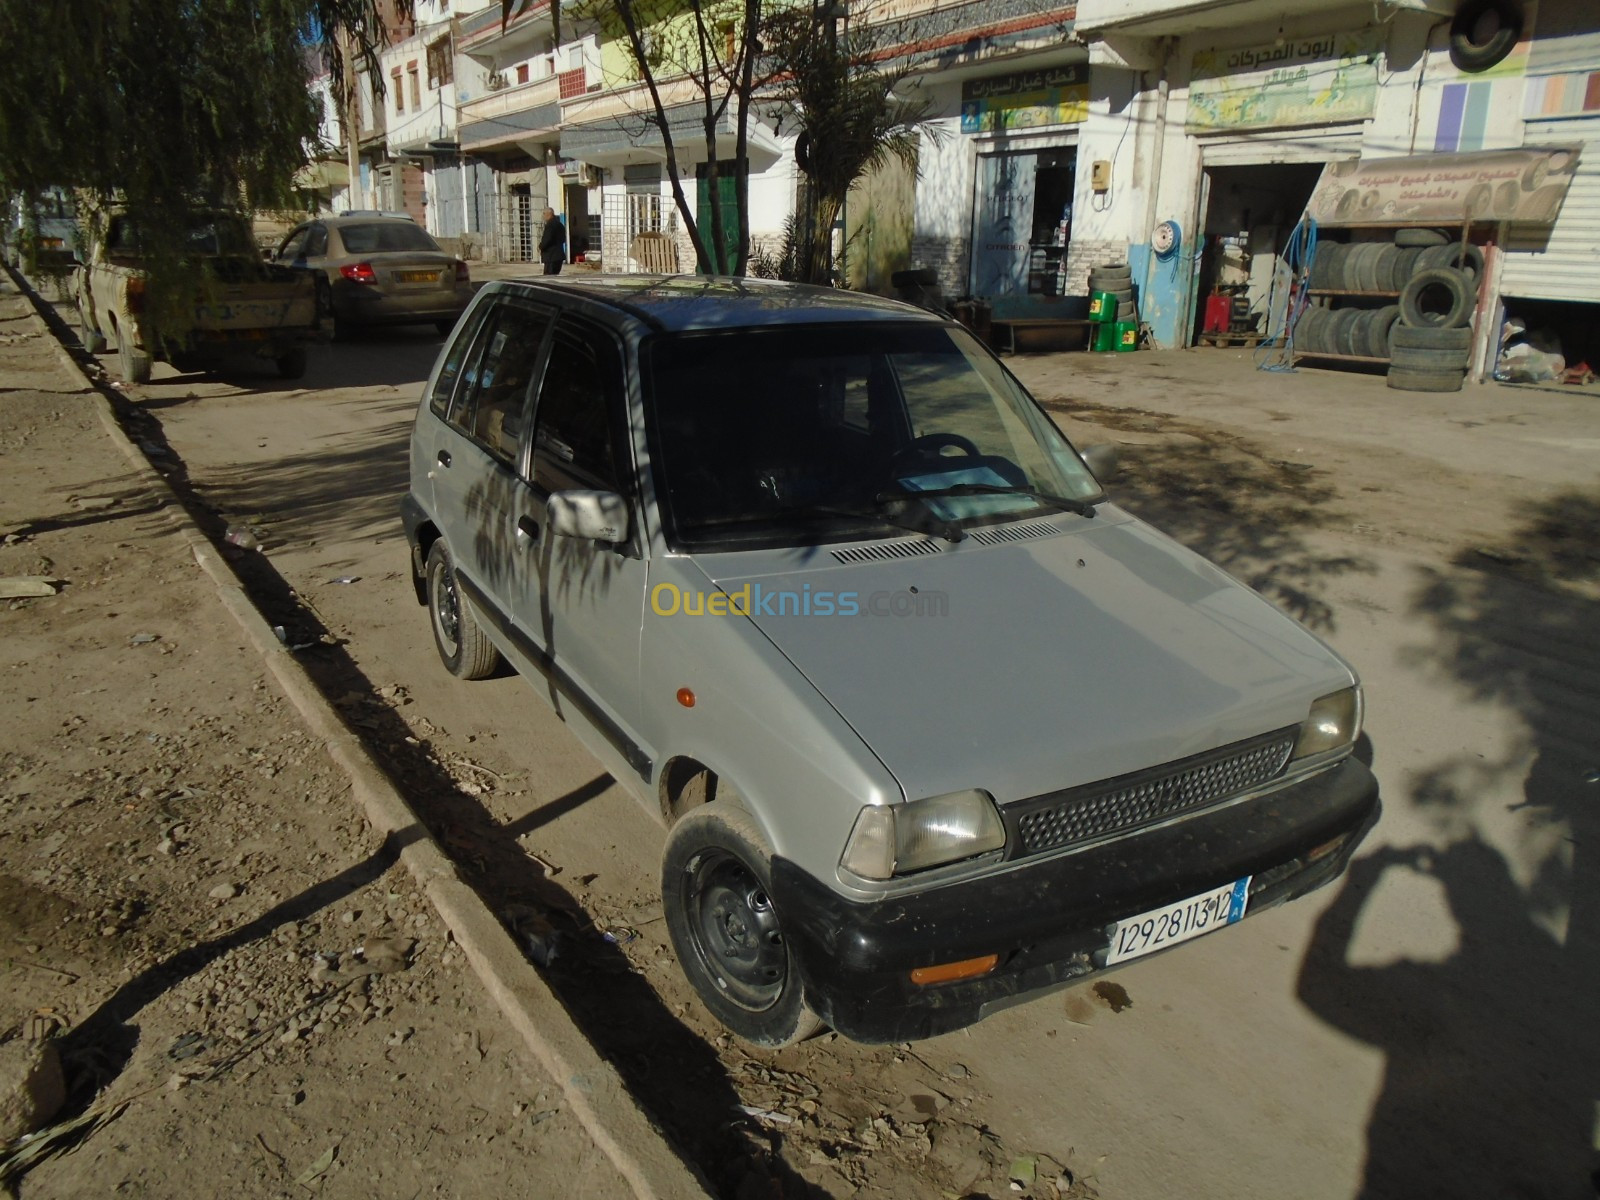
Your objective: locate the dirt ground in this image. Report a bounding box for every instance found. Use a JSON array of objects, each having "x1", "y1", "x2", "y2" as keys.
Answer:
[
  {"x1": 4, "y1": 261, "x2": 1599, "y2": 1200},
  {"x1": 0, "y1": 280, "x2": 632, "y2": 1198}
]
